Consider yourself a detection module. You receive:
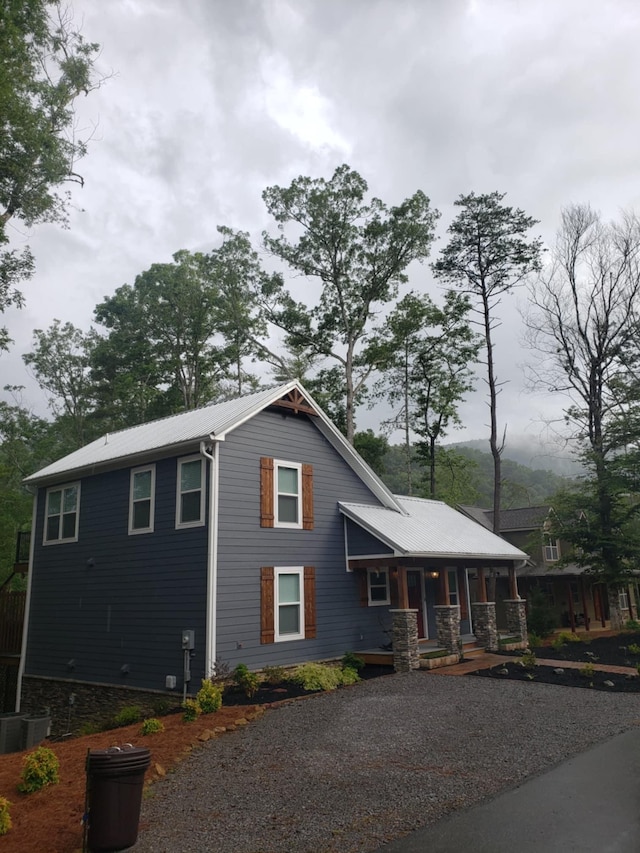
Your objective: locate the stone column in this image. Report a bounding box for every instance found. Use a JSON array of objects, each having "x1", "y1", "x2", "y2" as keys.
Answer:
[
  {"x1": 504, "y1": 599, "x2": 528, "y2": 644},
  {"x1": 390, "y1": 609, "x2": 419, "y2": 672},
  {"x1": 434, "y1": 605, "x2": 460, "y2": 655},
  {"x1": 471, "y1": 601, "x2": 499, "y2": 652}
]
